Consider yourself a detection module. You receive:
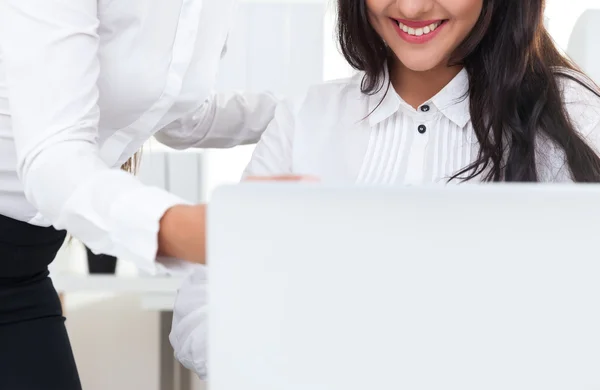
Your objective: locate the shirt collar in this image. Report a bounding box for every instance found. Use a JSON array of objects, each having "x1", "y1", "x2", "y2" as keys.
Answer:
[{"x1": 367, "y1": 67, "x2": 471, "y2": 129}]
